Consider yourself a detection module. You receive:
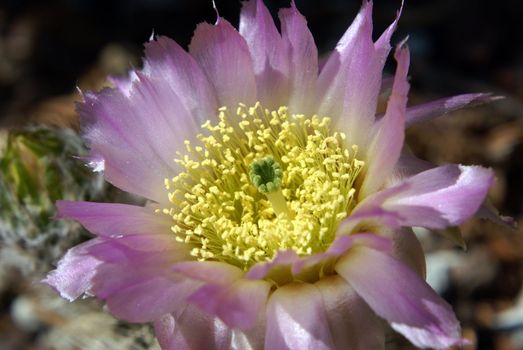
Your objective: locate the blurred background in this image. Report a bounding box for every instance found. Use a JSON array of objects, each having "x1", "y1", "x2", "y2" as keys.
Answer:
[{"x1": 0, "y1": 0, "x2": 522, "y2": 349}]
